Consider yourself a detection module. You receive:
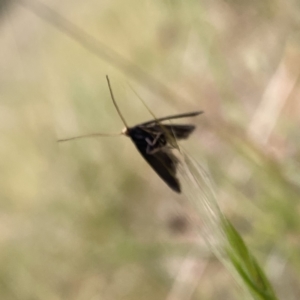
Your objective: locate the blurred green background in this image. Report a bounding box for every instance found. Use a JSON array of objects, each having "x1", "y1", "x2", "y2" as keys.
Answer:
[{"x1": 1, "y1": 0, "x2": 300, "y2": 299}]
